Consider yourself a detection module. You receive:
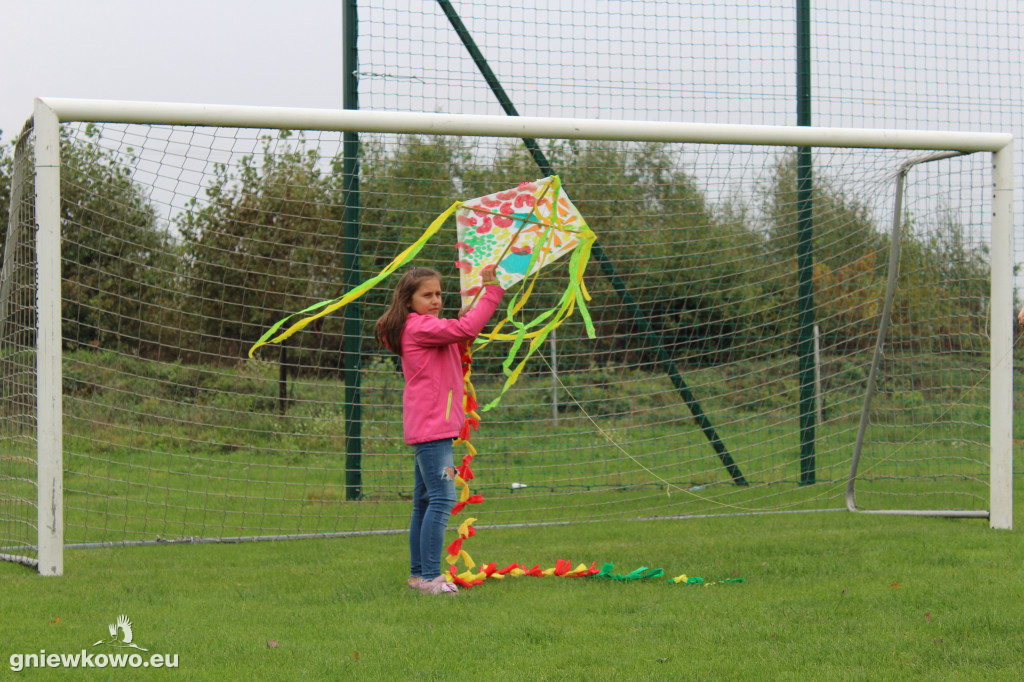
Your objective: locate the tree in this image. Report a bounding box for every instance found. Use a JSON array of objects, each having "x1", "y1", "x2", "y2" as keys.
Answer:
[
  {"x1": 889, "y1": 207, "x2": 990, "y2": 353},
  {"x1": 0, "y1": 126, "x2": 175, "y2": 358},
  {"x1": 357, "y1": 133, "x2": 470, "y2": 307},
  {"x1": 0, "y1": 134, "x2": 12, "y2": 253},
  {"x1": 347, "y1": 132, "x2": 482, "y2": 360},
  {"x1": 178, "y1": 132, "x2": 344, "y2": 364},
  {"x1": 763, "y1": 151, "x2": 991, "y2": 354},
  {"x1": 763, "y1": 152, "x2": 887, "y2": 352},
  {"x1": 59, "y1": 125, "x2": 173, "y2": 353}
]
